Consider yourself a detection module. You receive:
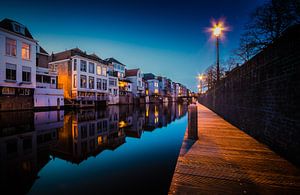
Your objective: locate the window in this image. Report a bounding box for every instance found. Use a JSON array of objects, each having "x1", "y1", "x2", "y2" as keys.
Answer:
[
  {"x1": 2, "y1": 87, "x2": 15, "y2": 95},
  {"x1": 97, "y1": 78, "x2": 102, "y2": 90},
  {"x1": 89, "y1": 62, "x2": 95, "y2": 74},
  {"x1": 89, "y1": 76, "x2": 94, "y2": 89},
  {"x1": 80, "y1": 75, "x2": 87, "y2": 88},
  {"x1": 109, "y1": 78, "x2": 116, "y2": 86},
  {"x1": 113, "y1": 89, "x2": 118, "y2": 95},
  {"x1": 97, "y1": 65, "x2": 102, "y2": 75},
  {"x1": 102, "y1": 67, "x2": 107, "y2": 76},
  {"x1": 80, "y1": 60, "x2": 87, "y2": 72},
  {"x1": 22, "y1": 43, "x2": 31, "y2": 60},
  {"x1": 154, "y1": 82, "x2": 158, "y2": 87},
  {"x1": 6, "y1": 63, "x2": 16, "y2": 81},
  {"x1": 73, "y1": 74, "x2": 77, "y2": 88},
  {"x1": 13, "y1": 23, "x2": 25, "y2": 34},
  {"x1": 6, "y1": 38, "x2": 17, "y2": 56},
  {"x1": 74, "y1": 59, "x2": 77, "y2": 71},
  {"x1": 22, "y1": 66, "x2": 31, "y2": 82},
  {"x1": 43, "y1": 76, "x2": 51, "y2": 83},
  {"x1": 102, "y1": 79, "x2": 107, "y2": 90},
  {"x1": 36, "y1": 75, "x2": 42, "y2": 83}
]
